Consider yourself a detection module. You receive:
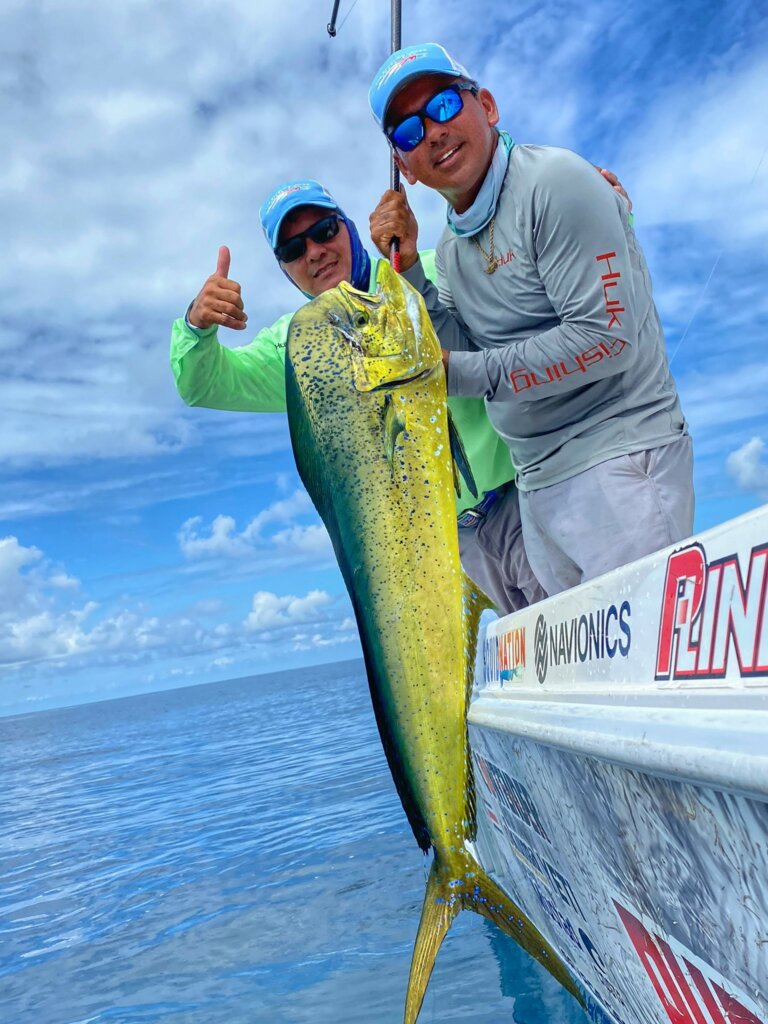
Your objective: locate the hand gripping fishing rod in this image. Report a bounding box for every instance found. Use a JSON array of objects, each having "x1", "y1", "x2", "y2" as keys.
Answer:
[{"x1": 327, "y1": 0, "x2": 403, "y2": 271}]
